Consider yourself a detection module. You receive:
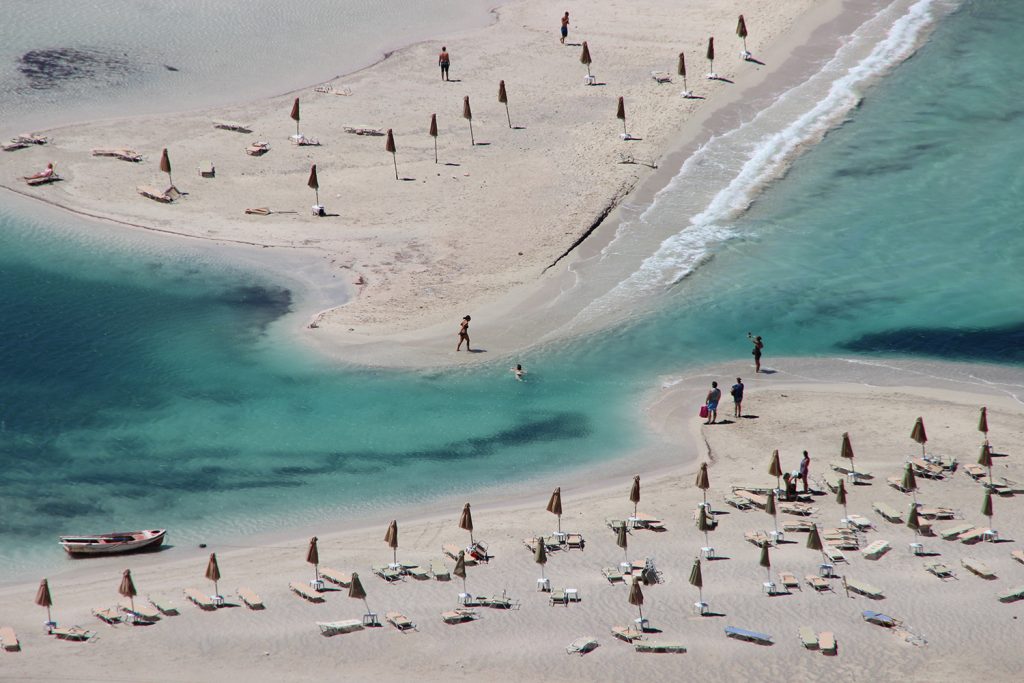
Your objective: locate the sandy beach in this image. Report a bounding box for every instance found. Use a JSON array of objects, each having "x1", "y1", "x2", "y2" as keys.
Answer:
[{"x1": 0, "y1": 358, "x2": 1021, "y2": 681}]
